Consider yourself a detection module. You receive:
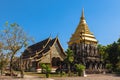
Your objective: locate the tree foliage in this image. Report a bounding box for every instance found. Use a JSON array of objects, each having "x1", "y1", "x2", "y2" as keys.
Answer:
[
  {"x1": 65, "y1": 48, "x2": 74, "y2": 64},
  {"x1": 0, "y1": 22, "x2": 33, "y2": 75},
  {"x1": 75, "y1": 64, "x2": 85, "y2": 76},
  {"x1": 65, "y1": 48, "x2": 74, "y2": 76},
  {"x1": 98, "y1": 38, "x2": 120, "y2": 72},
  {"x1": 40, "y1": 64, "x2": 51, "y2": 78},
  {"x1": 0, "y1": 53, "x2": 9, "y2": 75},
  {"x1": 0, "y1": 38, "x2": 9, "y2": 75},
  {"x1": 98, "y1": 44, "x2": 108, "y2": 61}
]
